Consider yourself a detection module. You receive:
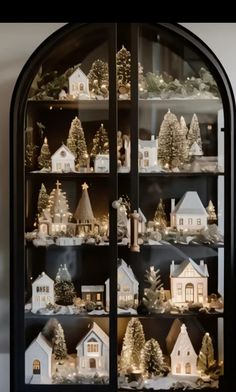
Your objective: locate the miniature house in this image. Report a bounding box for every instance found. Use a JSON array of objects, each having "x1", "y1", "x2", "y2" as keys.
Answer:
[
  {"x1": 170, "y1": 258, "x2": 208, "y2": 305},
  {"x1": 105, "y1": 259, "x2": 139, "y2": 310},
  {"x1": 94, "y1": 154, "x2": 109, "y2": 173},
  {"x1": 170, "y1": 191, "x2": 208, "y2": 232},
  {"x1": 189, "y1": 141, "x2": 203, "y2": 156},
  {"x1": 68, "y1": 66, "x2": 90, "y2": 98},
  {"x1": 76, "y1": 322, "x2": 109, "y2": 375},
  {"x1": 138, "y1": 136, "x2": 158, "y2": 170},
  {"x1": 25, "y1": 333, "x2": 52, "y2": 384},
  {"x1": 81, "y1": 285, "x2": 104, "y2": 305},
  {"x1": 51, "y1": 144, "x2": 75, "y2": 172},
  {"x1": 32, "y1": 272, "x2": 54, "y2": 313},
  {"x1": 170, "y1": 323, "x2": 198, "y2": 376}
]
